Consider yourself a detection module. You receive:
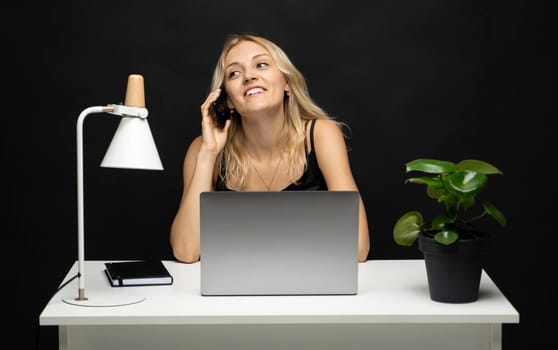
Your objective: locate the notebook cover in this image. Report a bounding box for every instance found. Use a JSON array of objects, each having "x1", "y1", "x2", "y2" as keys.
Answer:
[{"x1": 104, "y1": 260, "x2": 173, "y2": 287}]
